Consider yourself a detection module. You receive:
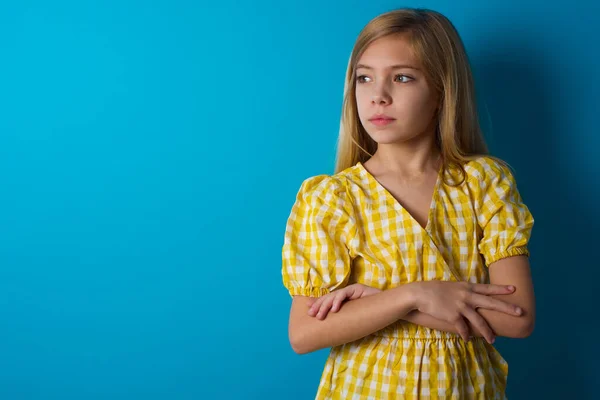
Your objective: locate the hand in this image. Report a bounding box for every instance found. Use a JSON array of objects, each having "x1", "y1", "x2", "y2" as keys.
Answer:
[
  {"x1": 411, "y1": 280, "x2": 521, "y2": 344},
  {"x1": 307, "y1": 284, "x2": 381, "y2": 320}
]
